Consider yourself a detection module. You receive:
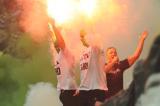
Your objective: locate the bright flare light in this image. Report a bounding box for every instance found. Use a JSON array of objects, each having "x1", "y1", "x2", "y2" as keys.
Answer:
[
  {"x1": 47, "y1": 0, "x2": 77, "y2": 24},
  {"x1": 79, "y1": 0, "x2": 97, "y2": 17}
]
